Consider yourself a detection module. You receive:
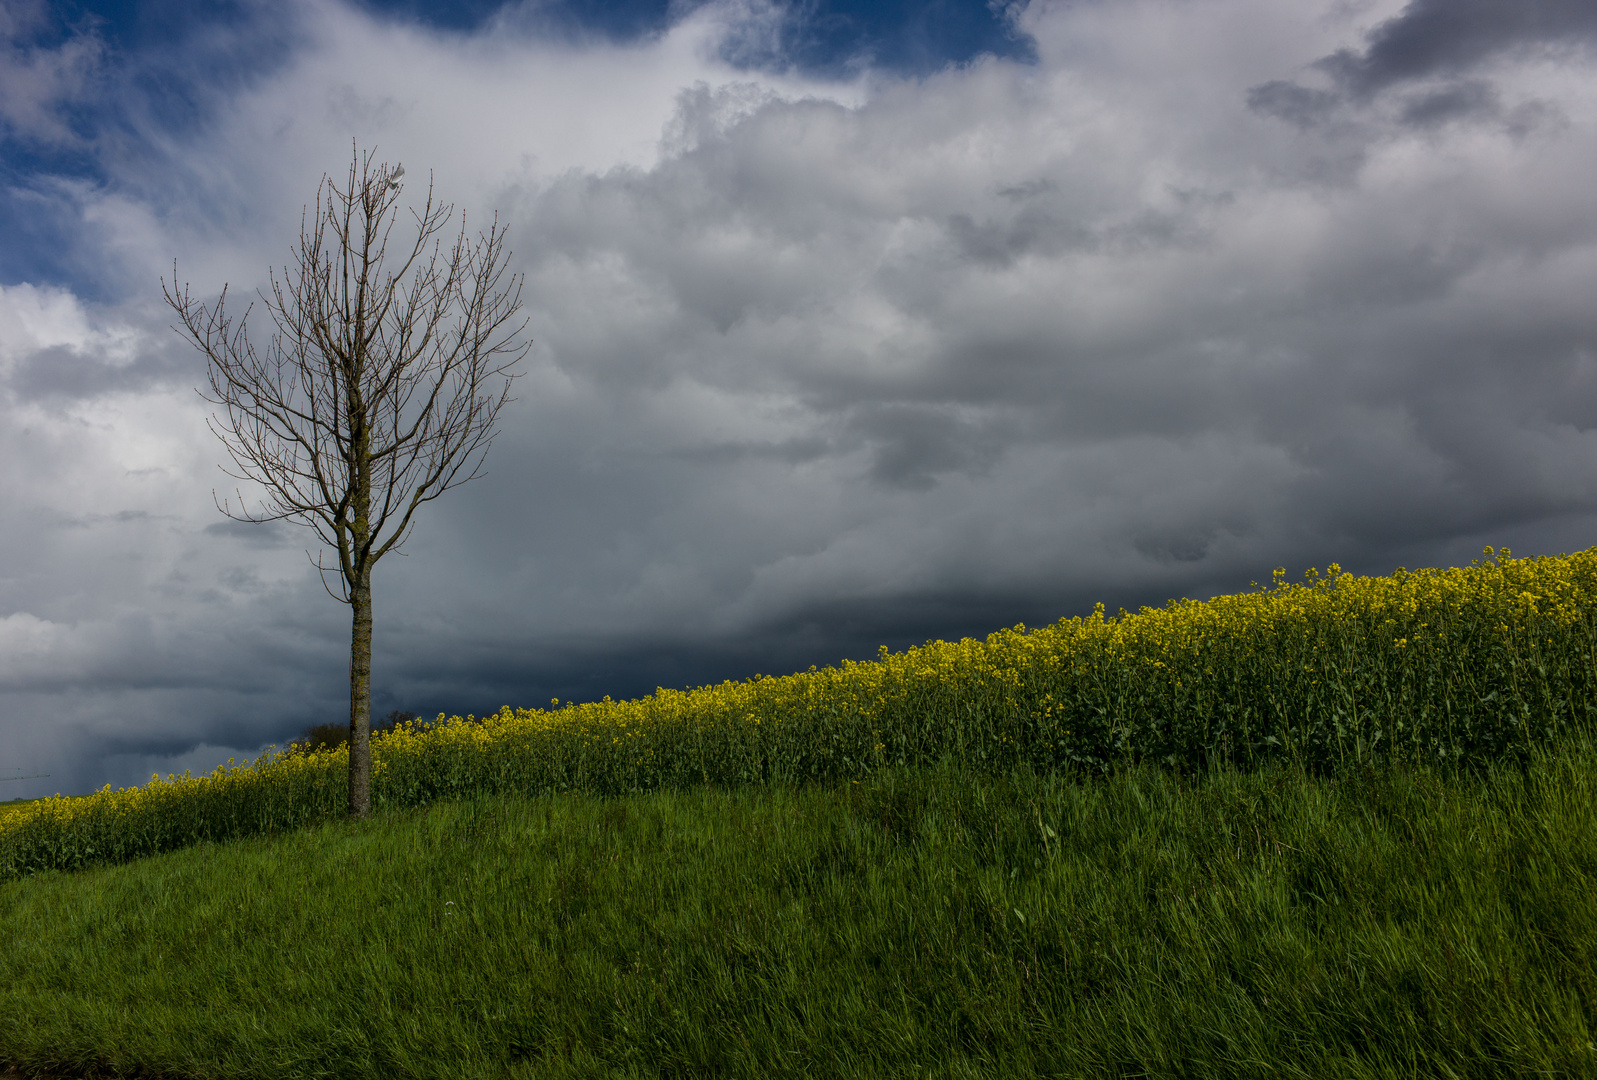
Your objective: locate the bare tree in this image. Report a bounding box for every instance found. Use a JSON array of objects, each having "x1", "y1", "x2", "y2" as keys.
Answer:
[{"x1": 165, "y1": 146, "x2": 529, "y2": 818}]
